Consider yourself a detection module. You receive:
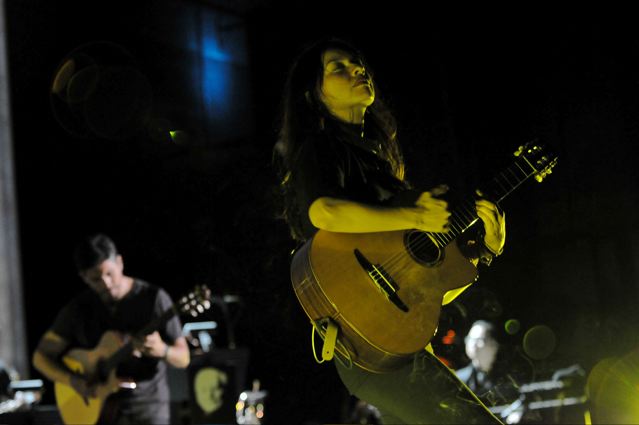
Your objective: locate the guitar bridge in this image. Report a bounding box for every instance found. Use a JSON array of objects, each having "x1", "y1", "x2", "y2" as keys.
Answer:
[{"x1": 353, "y1": 249, "x2": 409, "y2": 312}]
